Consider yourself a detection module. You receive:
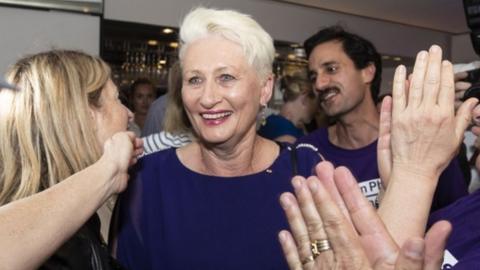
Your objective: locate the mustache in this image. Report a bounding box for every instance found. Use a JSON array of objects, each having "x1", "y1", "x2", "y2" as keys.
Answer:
[{"x1": 317, "y1": 86, "x2": 340, "y2": 101}]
